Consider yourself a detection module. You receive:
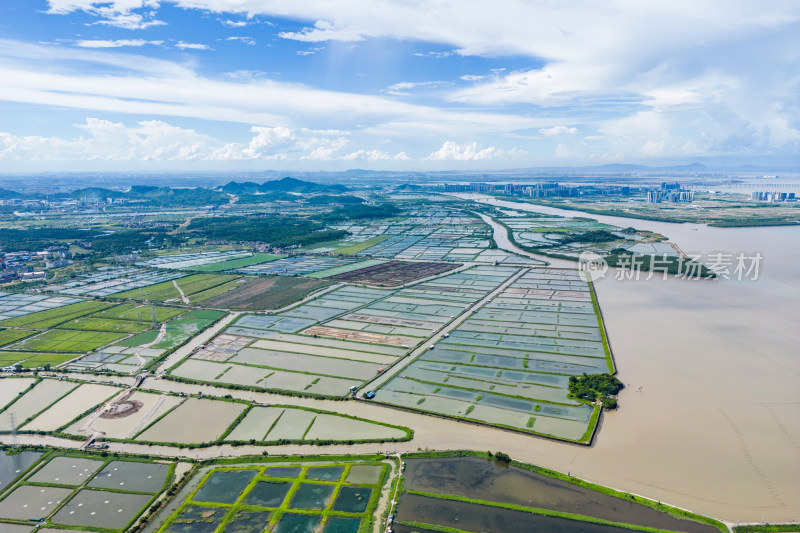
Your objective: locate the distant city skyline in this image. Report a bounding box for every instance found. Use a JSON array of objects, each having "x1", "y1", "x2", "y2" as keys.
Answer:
[{"x1": 0, "y1": 0, "x2": 798, "y2": 171}]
